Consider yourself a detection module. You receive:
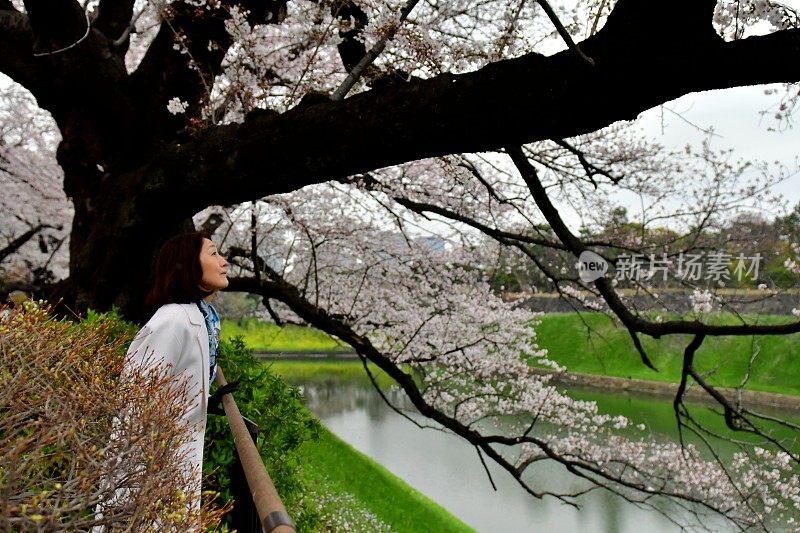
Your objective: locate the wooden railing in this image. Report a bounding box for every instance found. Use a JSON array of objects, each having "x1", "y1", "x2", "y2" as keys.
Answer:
[{"x1": 216, "y1": 367, "x2": 296, "y2": 533}]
